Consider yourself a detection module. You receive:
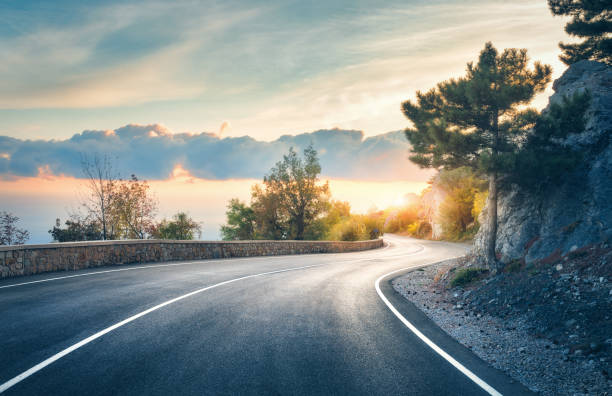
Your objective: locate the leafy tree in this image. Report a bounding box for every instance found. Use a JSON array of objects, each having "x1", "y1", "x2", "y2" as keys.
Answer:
[
  {"x1": 111, "y1": 175, "x2": 158, "y2": 239},
  {"x1": 220, "y1": 199, "x2": 256, "y2": 240},
  {"x1": 152, "y1": 212, "x2": 201, "y2": 240},
  {"x1": 548, "y1": 0, "x2": 611, "y2": 65},
  {"x1": 402, "y1": 42, "x2": 551, "y2": 271},
  {"x1": 261, "y1": 146, "x2": 330, "y2": 240},
  {"x1": 49, "y1": 217, "x2": 102, "y2": 242},
  {"x1": 0, "y1": 211, "x2": 30, "y2": 245},
  {"x1": 251, "y1": 184, "x2": 287, "y2": 240}
]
